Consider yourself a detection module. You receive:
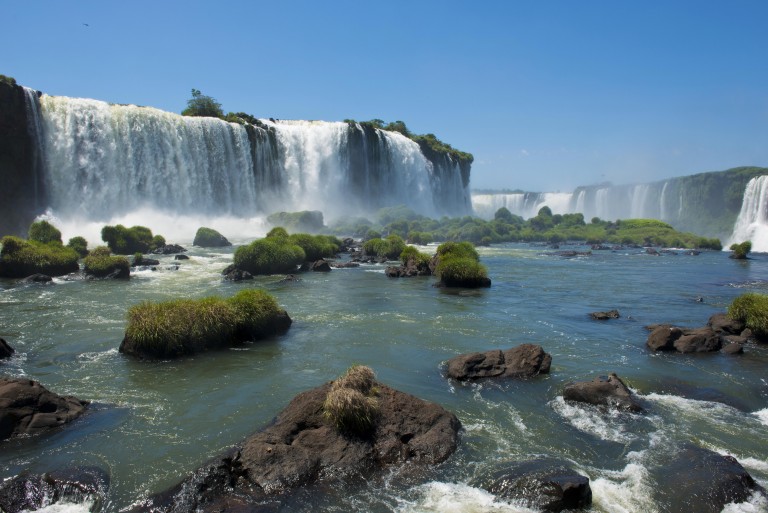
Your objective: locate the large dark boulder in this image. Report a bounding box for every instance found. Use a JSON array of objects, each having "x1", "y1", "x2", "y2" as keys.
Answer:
[
  {"x1": 446, "y1": 344, "x2": 552, "y2": 381},
  {"x1": 0, "y1": 377, "x2": 88, "y2": 440},
  {"x1": 673, "y1": 327, "x2": 722, "y2": 353},
  {"x1": 0, "y1": 467, "x2": 108, "y2": 513},
  {"x1": 152, "y1": 244, "x2": 188, "y2": 255},
  {"x1": 647, "y1": 325, "x2": 683, "y2": 351},
  {"x1": 0, "y1": 338, "x2": 14, "y2": 359},
  {"x1": 563, "y1": 373, "x2": 643, "y2": 412},
  {"x1": 222, "y1": 264, "x2": 253, "y2": 282},
  {"x1": 132, "y1": 378, "x2": 461, "y2": 511},
  {"x1": 309, "y1": 259, "x2": 332, "y2": 272},
  {"x1": 589, "y1": 309, "x2": 620, "y2": 320},
  {"x1": 486, "y1": 460, "x2": 592, "y2": 512},
  {"x1": 708, "y1": 313, "x2": 745, "y2": 335},
  {"x1": 656, "y1": 445, "x2": 766, "y2": 513}
]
